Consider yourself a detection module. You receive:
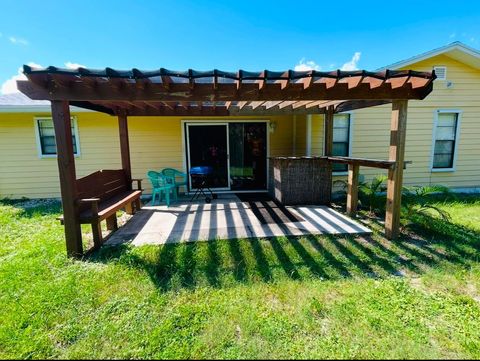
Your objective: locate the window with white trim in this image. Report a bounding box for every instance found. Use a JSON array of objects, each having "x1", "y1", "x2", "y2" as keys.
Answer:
[
  {"x1": 35, "y1": 117, "x2": 79, "y2": 156},
  {"x1": 332, "y1": 113, "x2": 351, "y2": 172},
  {"x1": 432, "y1": 112, "x2": 459, "y2": 169}
]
